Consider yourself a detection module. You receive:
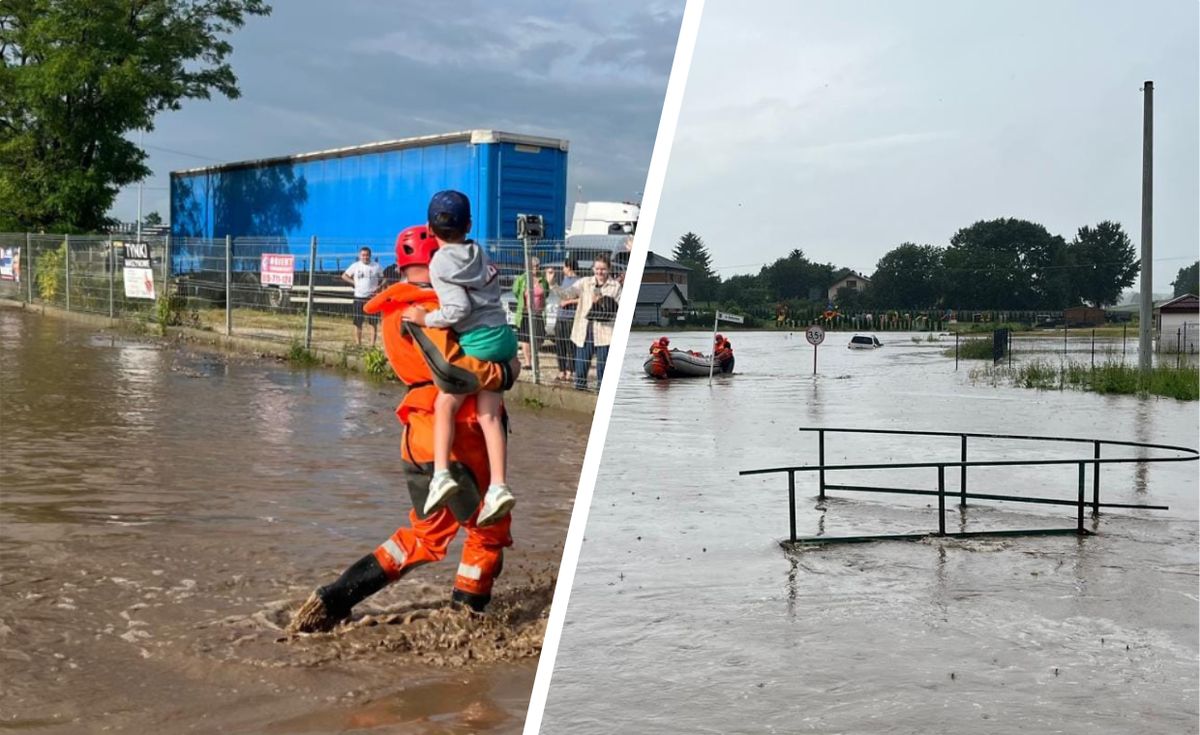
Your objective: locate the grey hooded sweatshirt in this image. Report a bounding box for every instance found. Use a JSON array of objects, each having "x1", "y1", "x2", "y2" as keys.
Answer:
[{"x1": 423, "y1": 241, "x2": 509, "y2": 333}]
